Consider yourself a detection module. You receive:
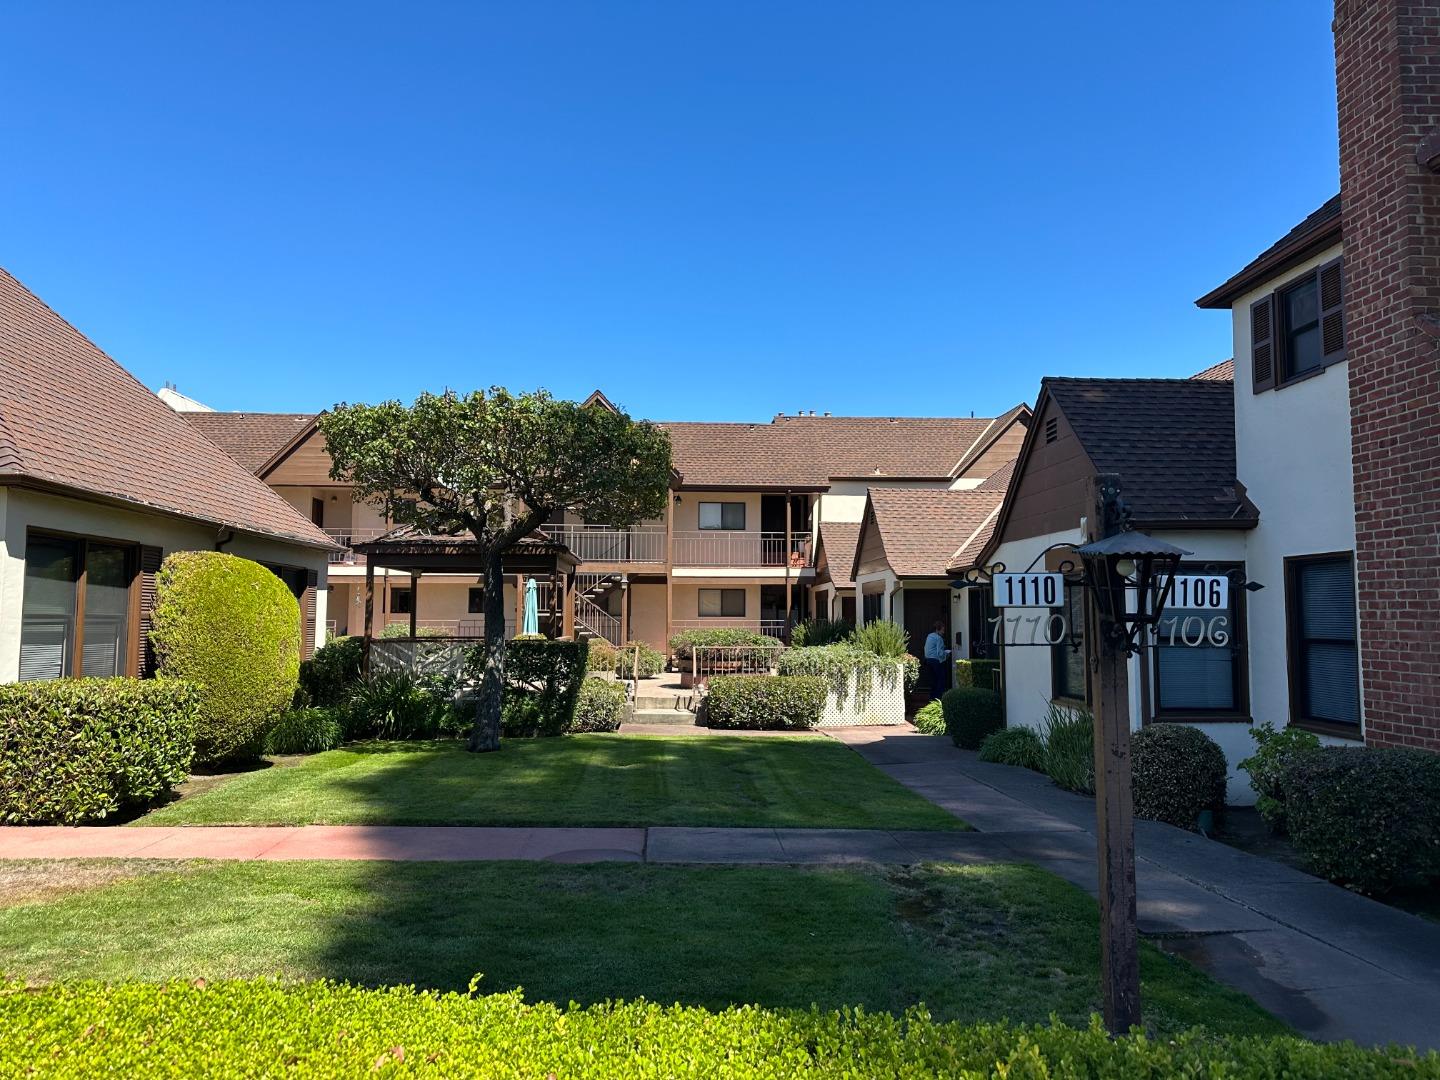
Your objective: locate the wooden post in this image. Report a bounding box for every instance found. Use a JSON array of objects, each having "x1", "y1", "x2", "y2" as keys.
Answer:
[
  {"x1": 664, "y1": 493, "x2": 675, "y2": 655},
  {"x1": 784, "y1": 491, "x2": 793, "y2": 641},
  {"x1": 562, "y1": 570, "x2": 576, "y2": 640},
  {"x1": 514, "y1": 573, "x2": 525, "y2": 637},
  {"x1": 362, "y1": 559, "x2": 375, "y2": 674},
  {"x1": 1084, "y1": 473, "x2": 1141, "y2": 1035},
  {"x1": 408, "y1": 571, "x2": 419, "y2": 639},
  {"x1": 620, "y1": 574, "x2": 631, "y2": 645}
]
